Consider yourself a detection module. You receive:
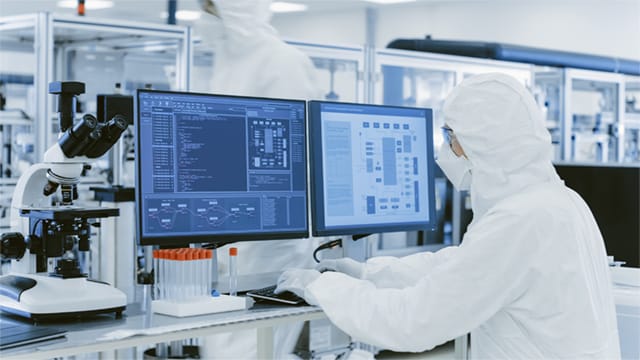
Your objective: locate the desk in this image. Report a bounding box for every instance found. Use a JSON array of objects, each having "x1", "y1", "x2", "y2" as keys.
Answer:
[{"x1": 1, "y1": 303, "x2": 325, "y2": 360}]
